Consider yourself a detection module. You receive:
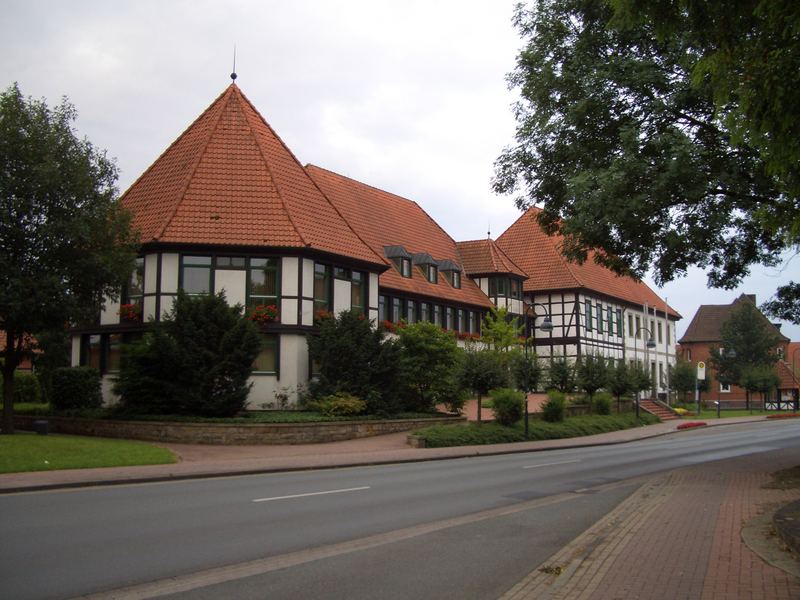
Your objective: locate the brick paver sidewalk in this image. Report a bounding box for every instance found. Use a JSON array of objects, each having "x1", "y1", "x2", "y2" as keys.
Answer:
[{"x1": 500, "y1": 447, "x2": 800, "y2": 600}]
